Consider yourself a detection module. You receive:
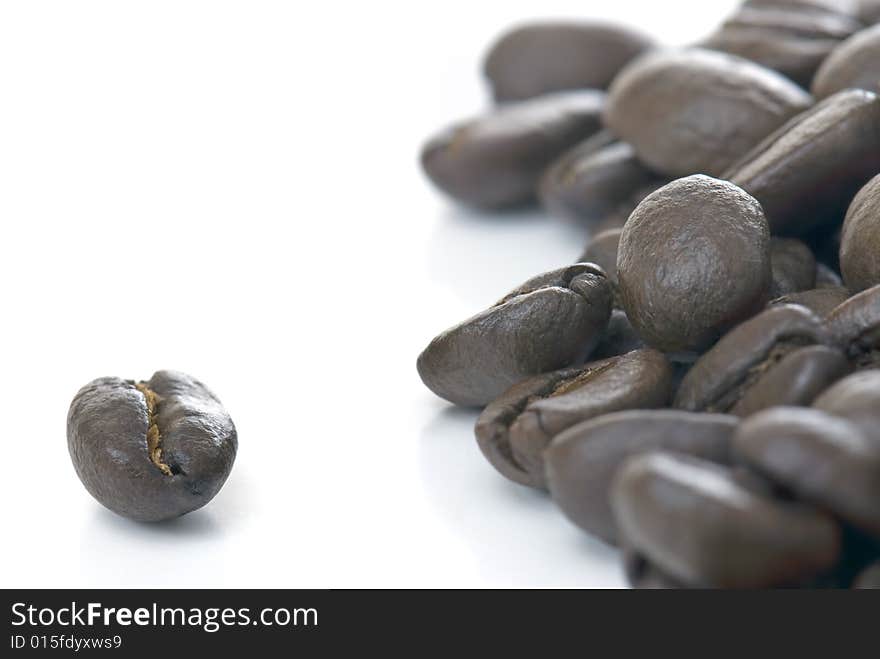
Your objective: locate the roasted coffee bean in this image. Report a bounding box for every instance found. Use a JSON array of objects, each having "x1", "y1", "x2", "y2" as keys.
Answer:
[
  {"x1": 770, "y1": 238, "x2": 816, "y2": 297},
  {"x1": 539, "y1": 134, "x2": 662, "y2": 225},
  {"x1": 705, "y1": 2, "x2": 861, "y2": 87},
  {"x1": 853, "y1": 561, "x2": 880, "y2": 588},
  {"x1": 812, "y1": 24, "x2": 880, "y2": 98},
  {"x1": 591, "y1": 309, "x2": 645, "y2": 359},
  {"x1": 734, "y1": 407, "x2": 880, "y2": 538},
  {"x1": 816, "y1": 262, "x2": 845, "y2": 288},
  {"x1": 813, "y1": 370, "x2": 880, "y2": 442},
  {"x1": 618, "y1": 175, "x2": 771, "y2": 356},
  {"x1": 770, "y1": 286, "x2": 851, "y2": 316},
  {"x1": 67, "y1": 371, "x2": 237, "y2": 522},
  {"x1": 675, "y1": 304, "x2": 841, "y2": 414},
  {"x1": 483, "y1": 22, "x2": 655, "y2": 102},
  {"x1": 825, "y1": 283, "x2": 880, "y2": 367},
  {"x1": 418, "y1": 264, "x2": 613, "y2": 407},
  {"x1": 840, "y1": 174, "x2": 880, "y2": 293},
  {"x1": 475, "y1": 349, "x2": 672, "y2": 488},
  {"x1": 546, "y1": 410, "x2": 737, "y2": 543},
  {"x1": 725, "y1": 89, "x2": 880, "y2": 235},
  {"x1": 603, "y1": 49, "x2": 812, "y2": 177},
  {"x1": 421, "y1": 90, "x2": 605, "y2": 209},
  {"x1": 611, "y1": 452, "x2": 841, "y2": 588}
]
